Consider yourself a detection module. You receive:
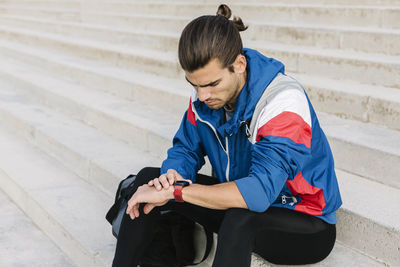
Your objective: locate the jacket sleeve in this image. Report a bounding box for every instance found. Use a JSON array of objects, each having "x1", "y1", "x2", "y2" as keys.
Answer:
[
  {"x1": 234, "y1": 89, "x2": 312, "y2": 212},
  {"x1": 161, "y1": 101, "x2": 205, "y2": 182}
]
